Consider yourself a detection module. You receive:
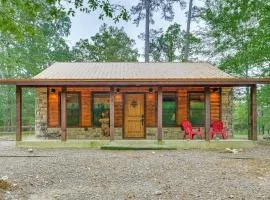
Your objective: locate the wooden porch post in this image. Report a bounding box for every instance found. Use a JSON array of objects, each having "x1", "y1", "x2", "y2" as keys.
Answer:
[
  {"x1": 16, "y1": 86, "x2": 22, "y2": 141},
  {"x1": 61, "y1": 87, "x2": 67, "y2": 141},
  {"x1": 250, "y1": 85, "x2": 257, "y2": 141},
  {"x1": 157, "y1": 87, "x2": 163, "y2": 141},
  {"x1": 247, "y1": 87, "x2": 251, "y2": 140},
  {"x1": 110, "y1": 87, "x2": 115, "y2": 140},
  {"x1": 205, "y1": 87, "x2": 210, "y2": 141}
]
